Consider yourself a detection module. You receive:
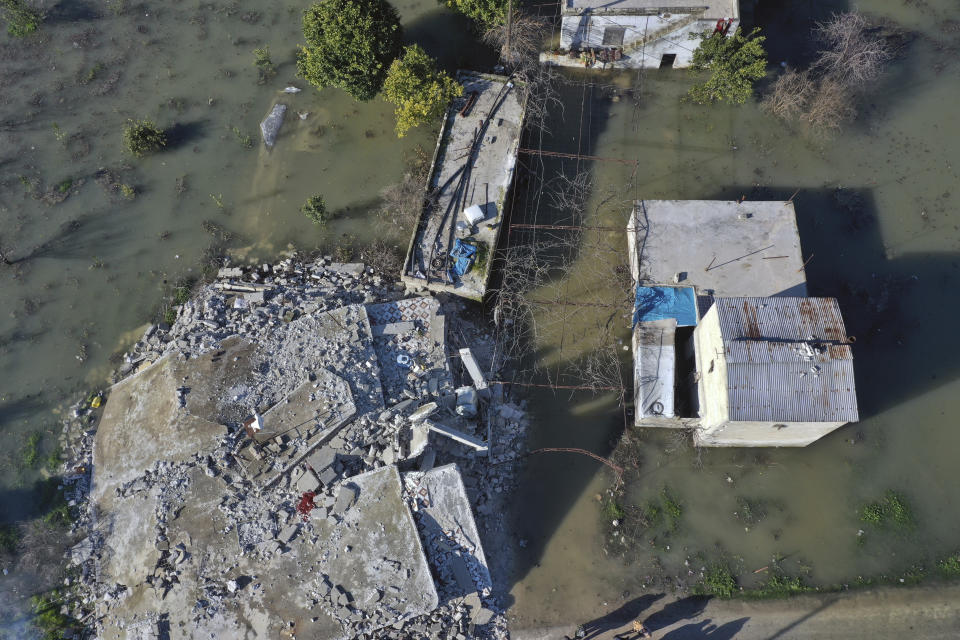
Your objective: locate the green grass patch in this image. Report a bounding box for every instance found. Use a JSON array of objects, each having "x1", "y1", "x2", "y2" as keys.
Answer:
[
  {"x1": 172, "y1": 285, "x2": 191, "y2": 305},
  {"x1": 37, "y1": 477, "x2": 72, "y2": 529},
  {"x1": 19, "y1": 431, "x2": 42, "y2": 469},
  {"x1": 745, "y1": 572, "x2": 815, "y2": 599},
  {"x1": 602, "y1": 497, "x2": 625, "y2": 522},
  {"x1": 56, "y1": 179, "x2": 73, "y2": 193},
  {"x1": 31, "y1": 590, "x2": 81, "y2": 640},
  {"x1": 938, "y1": 553, "x2": 960, "y2": 577},
  {"x1": 860, "y1": 490, "x2": 915, "y2": 529},
  {"x1": 694, "y1": 563, "x2": 738, "y2": 598}
]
